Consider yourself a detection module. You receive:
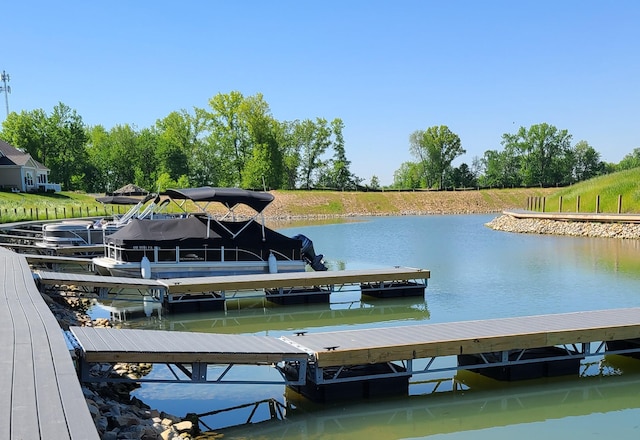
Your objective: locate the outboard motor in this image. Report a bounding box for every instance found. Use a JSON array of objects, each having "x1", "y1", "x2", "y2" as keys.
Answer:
[{"x1": 293, "y1": 234, "x2": 328, "y2": 271}]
